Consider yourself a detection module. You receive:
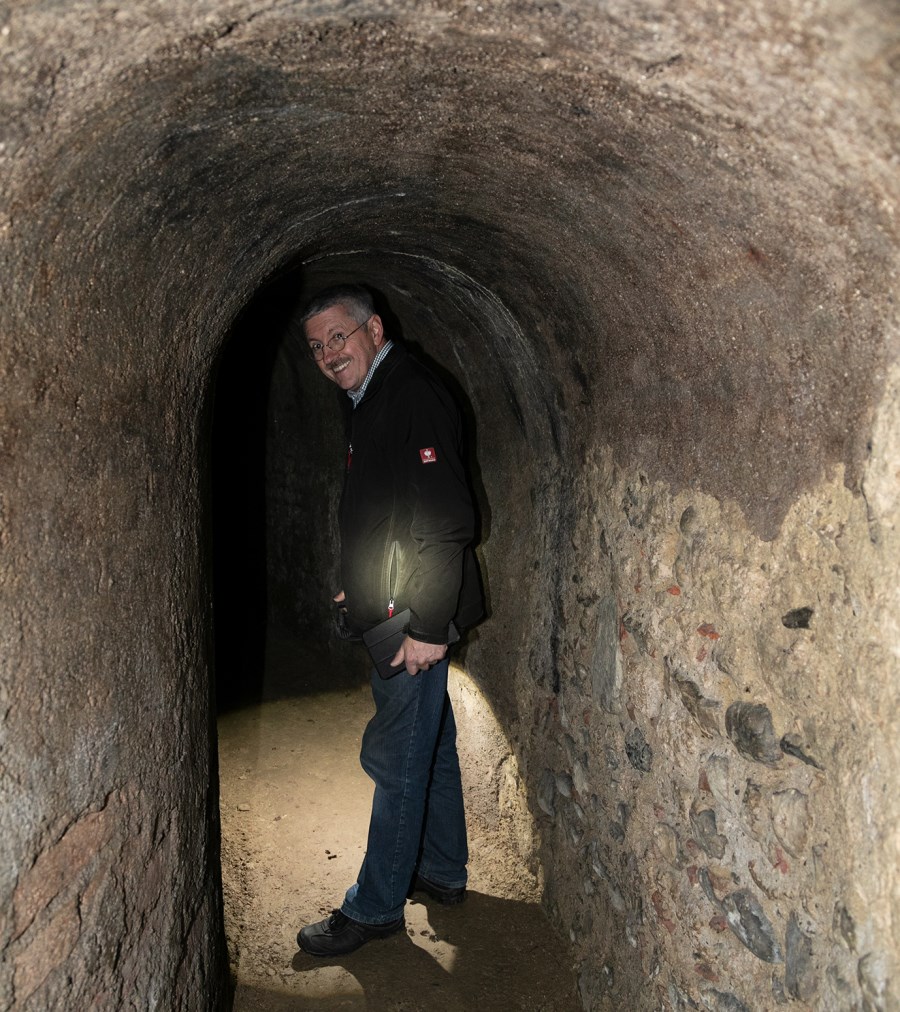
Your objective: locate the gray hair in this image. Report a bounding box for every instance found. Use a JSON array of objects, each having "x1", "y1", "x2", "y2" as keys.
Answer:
[{"x1": 299, "y1": 284, "x2": 375, "y2": 332}]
